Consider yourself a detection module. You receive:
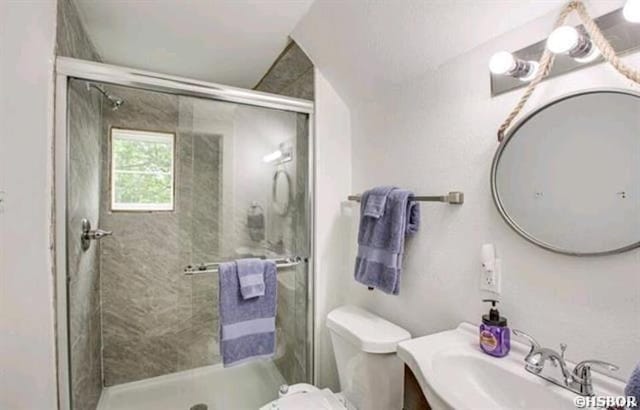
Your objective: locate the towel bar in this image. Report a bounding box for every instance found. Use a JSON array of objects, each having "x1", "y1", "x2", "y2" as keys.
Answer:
[
  {"x1": 183, "y1": 256, "x2": 304, "y2": 275},
  {"x1": 348, "y1": 191, "x2": 464, "y2": 205}
]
